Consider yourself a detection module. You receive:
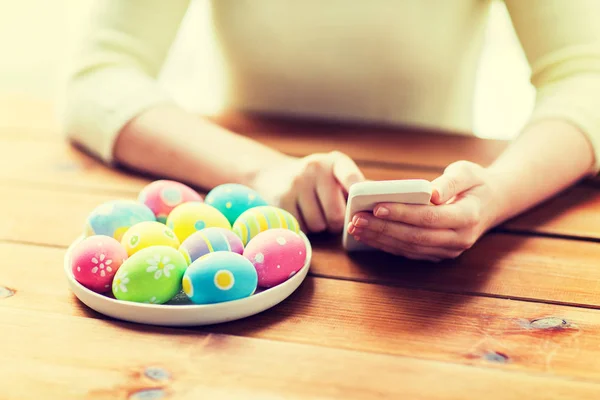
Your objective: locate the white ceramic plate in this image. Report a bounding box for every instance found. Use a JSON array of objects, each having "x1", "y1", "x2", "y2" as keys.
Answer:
[{"x1": 63, "y1": 232, "x2": 312, "y2": 326}]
